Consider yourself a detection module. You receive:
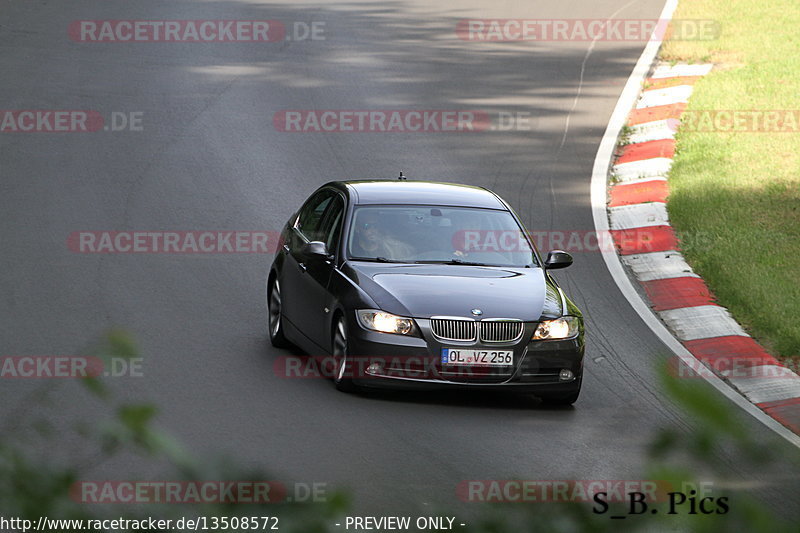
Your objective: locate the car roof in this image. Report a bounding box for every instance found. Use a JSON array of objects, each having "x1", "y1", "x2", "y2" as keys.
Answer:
[{"x1": 331, "y1": 180, "x2": 507, "y2": 209}]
